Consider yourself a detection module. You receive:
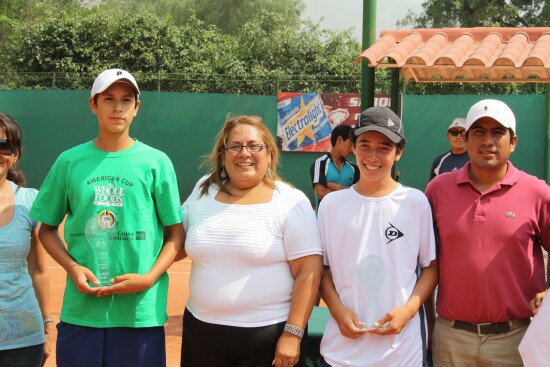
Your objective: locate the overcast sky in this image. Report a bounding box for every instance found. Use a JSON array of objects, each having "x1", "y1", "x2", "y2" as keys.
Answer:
[{"x1": 301, "y1": 0, "x2": 424, "y2": 42}]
